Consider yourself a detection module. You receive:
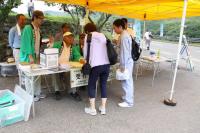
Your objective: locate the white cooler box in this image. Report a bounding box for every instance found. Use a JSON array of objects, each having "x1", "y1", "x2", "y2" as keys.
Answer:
[
  {"x1": 40, "y1": 48, "x2": 59, "y2": 68},
  {"x1": 0, "y1": 90, "x2": 24, "y2": 128},
  {"x1": 0, "y1": 85, "x2": 33, "y2": 128}
]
